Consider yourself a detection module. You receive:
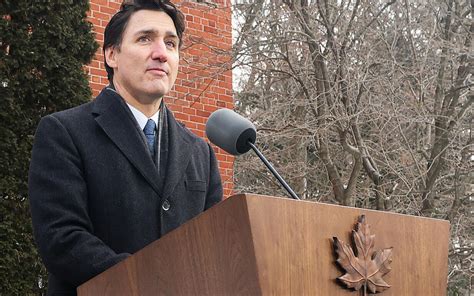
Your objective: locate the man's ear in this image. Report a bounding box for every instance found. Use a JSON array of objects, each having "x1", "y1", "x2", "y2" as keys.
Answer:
[{"x1": 105, "y1": 46, "x2": 118, "y2": 69}]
